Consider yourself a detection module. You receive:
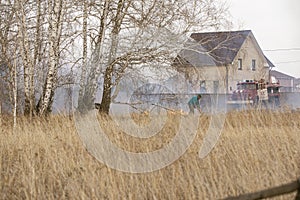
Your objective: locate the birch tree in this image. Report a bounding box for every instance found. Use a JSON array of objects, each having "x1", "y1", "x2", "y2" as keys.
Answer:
[
  {"x1": 0, "y1": 0, "x2": 19, "y2": 117},
  {"x1": 1, "y1": 0, "x2": 77, "y2": 116},
  {"x1": 16, "y1": 0, "x2": 36, "y2": 117},
  {"x1": 77, "y1": 0, "x2": 91, "y2": 112},
  {"x1": 77, "y1": 0, "x2": 109, "y2": 112},
  {"x1": 36, "y1": 0, "x2": 65, "y2": 115}
]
